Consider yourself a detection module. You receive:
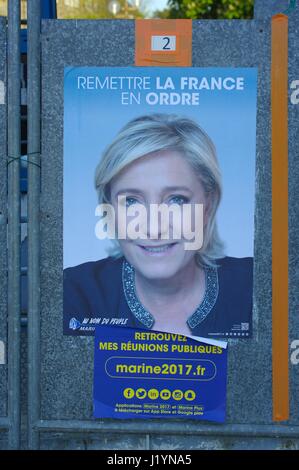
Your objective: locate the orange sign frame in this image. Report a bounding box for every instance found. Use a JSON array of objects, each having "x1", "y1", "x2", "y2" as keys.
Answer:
[
  {"x1": 271, "y1": 13, "x2": 289, "y2": 422},
  {"x1": 135, "y1": 19, "x2": 192, "y2": 66}
]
